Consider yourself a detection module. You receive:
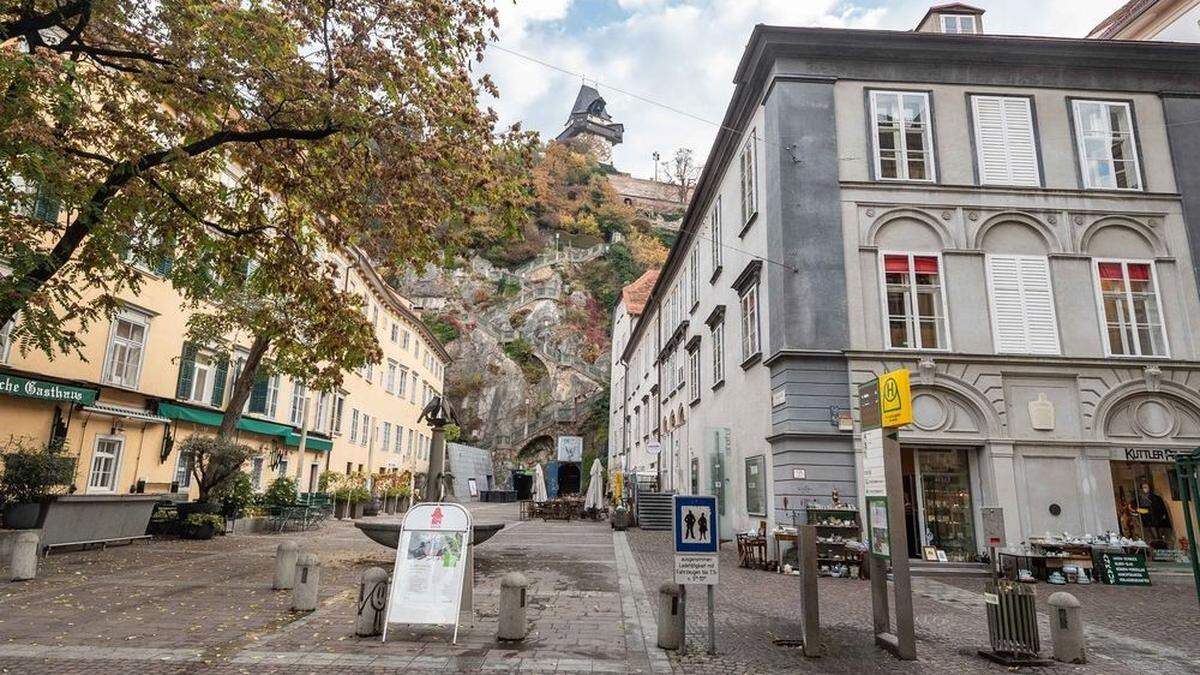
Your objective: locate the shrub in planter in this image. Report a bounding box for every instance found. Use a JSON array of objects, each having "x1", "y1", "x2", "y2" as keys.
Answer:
[
  {"x1": 178, "y1": 435, "x2": 253, "y2": 505},
  {"x1": 0, "y1": 438, "x2": 77, "y2": 529},
  {"x1": 264, "y1": 476, "x2": 299, "y2": 506},
  {"x1": 210, "y1": 471, "x2": 255, "y2": 519},
  {"x1": 182, "y1": 513, "x2": 225, "y2": 540}
]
